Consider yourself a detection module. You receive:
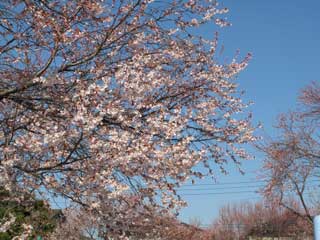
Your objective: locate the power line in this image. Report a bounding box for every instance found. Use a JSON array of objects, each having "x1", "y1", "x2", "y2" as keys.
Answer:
[
  {"x1": 180, "y1": 189, "x2": 320, "y2": 197},
  {"x1": 182, "y1": 180, "x2": 267, "y2": 187},
  {"x1": 180, "y1": 190, "x2": 258, "y2": 196},
  {"x1": 178, "y1": 184, "x2": 320, "y2": 192},
  {"x1": 182, "y1": 179, "x2": 320, "y2": 187},
  {"x1": 178, "y1": 184, "x2": 265, "y2": 191}
]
